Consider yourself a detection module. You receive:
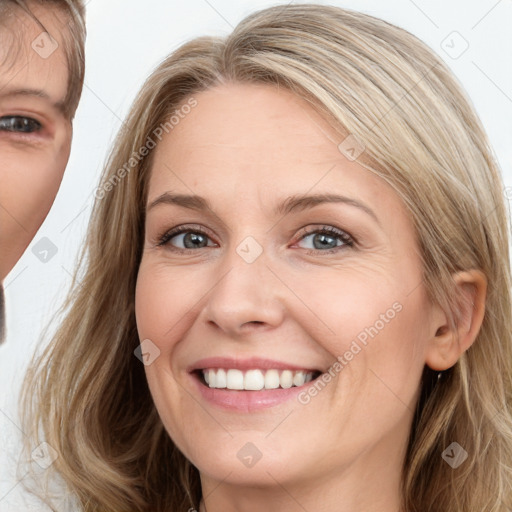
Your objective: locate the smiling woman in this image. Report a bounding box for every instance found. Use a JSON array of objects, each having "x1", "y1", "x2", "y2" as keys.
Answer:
[
  {"x1": 21, "y1": 3, "x2": 512, "y2": 512},
  {"x1": 0, "y1": 0, "x2": 85, "y2": 342}
]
